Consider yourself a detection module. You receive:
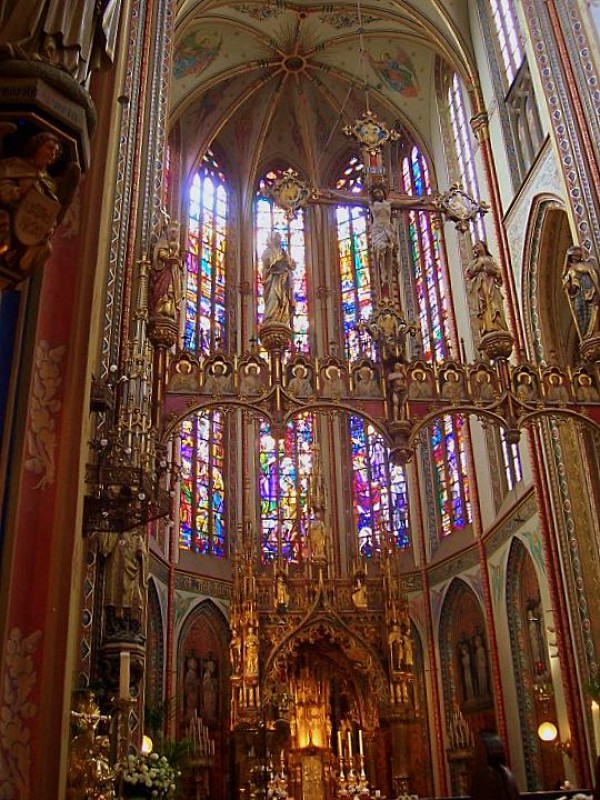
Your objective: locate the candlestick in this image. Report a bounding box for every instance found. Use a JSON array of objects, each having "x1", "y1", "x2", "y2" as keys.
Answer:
[
  {"x1": 347, "y1": 730, "x2": 353, "y2": 758},
  {"x1": 119, "y1": 651, "x2": 131, "y2": 700}
]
